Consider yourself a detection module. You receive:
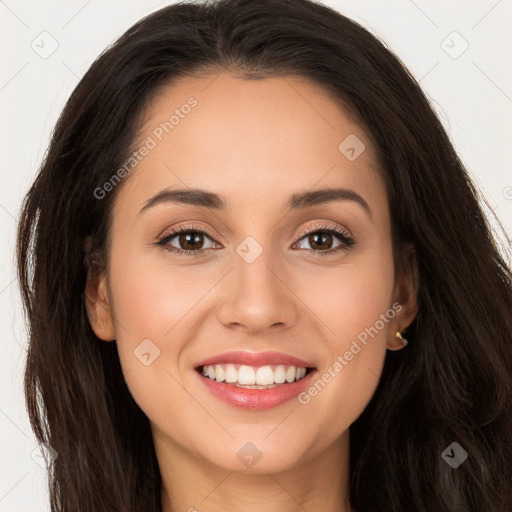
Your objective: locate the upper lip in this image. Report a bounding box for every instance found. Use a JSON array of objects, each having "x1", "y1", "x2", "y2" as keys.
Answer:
[{"x1": 194, "y1": 350, "x2": 316, "y2": 369}]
